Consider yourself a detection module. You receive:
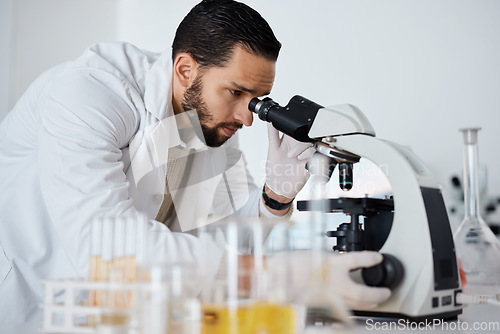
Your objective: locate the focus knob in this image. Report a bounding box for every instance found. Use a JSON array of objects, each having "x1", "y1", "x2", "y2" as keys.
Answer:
[{"x1": 361, "y1": 253, "x2": 404, "y2": 290}]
